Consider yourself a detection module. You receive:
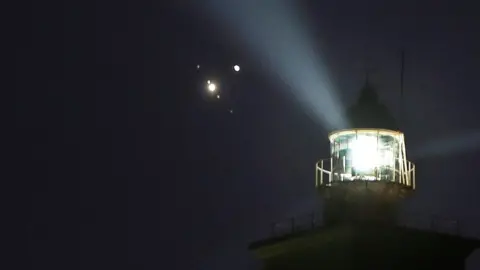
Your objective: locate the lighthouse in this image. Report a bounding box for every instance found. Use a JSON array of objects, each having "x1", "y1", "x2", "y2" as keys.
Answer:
[
  {"x1": 317, "y1": 81, "x2": 414, "y2": 227},
  {"x1": 248, "y1": 81, "x2": 480, "y2": 270}
]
